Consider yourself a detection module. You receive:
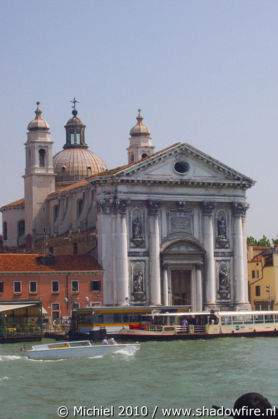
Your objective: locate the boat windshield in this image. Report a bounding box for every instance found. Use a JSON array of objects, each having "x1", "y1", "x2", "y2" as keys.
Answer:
[{"x1": 69, "y1": 341, "x2": 91, "y2": 347}]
